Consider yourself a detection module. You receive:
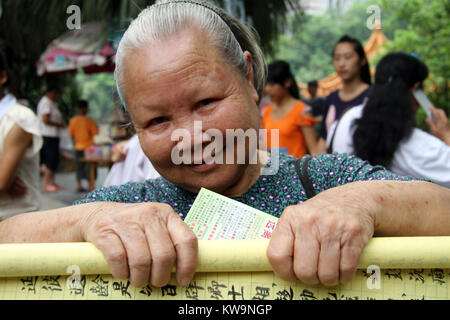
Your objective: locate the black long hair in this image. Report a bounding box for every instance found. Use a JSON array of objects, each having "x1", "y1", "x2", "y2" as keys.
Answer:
[
  {"x1": 266, "y1": 60, "x2": 300, "y2": 100},
  {"x1": 333, "y1": 35, "x2": 372, "y2": 86},
  {"x1": 352, "y1": 52, "x2": 429, "y2": 168}
]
